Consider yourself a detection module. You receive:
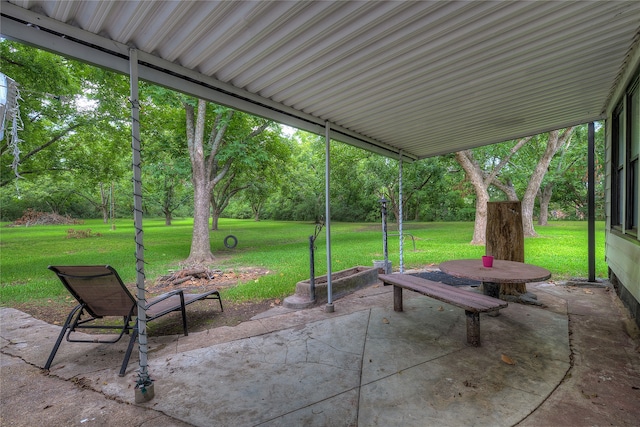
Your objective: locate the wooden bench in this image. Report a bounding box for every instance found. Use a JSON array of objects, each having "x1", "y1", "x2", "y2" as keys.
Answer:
[{"x1": 379, "y1": 274, "x2": 508, "y2": 346}]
